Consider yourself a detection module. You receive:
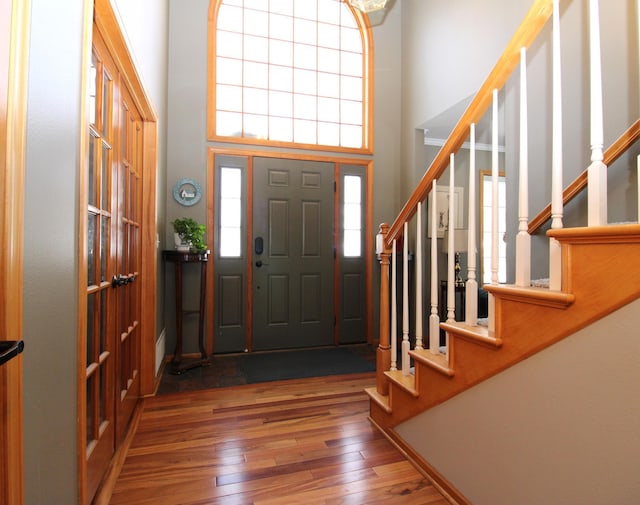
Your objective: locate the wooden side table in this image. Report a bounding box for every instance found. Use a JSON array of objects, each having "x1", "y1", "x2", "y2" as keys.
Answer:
[{"x1": 163, "y1": 249, "x2": 210, "y2": 374}]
